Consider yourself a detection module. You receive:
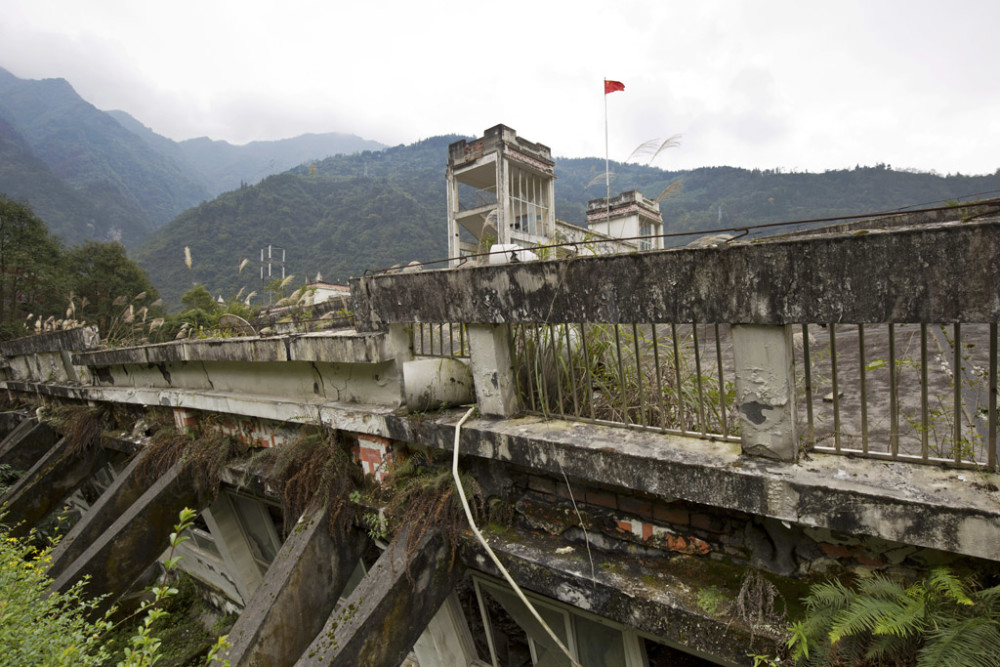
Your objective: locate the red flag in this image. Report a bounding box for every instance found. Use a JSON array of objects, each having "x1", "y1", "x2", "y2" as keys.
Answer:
[{"x1": 604, "y1": 79, "x2": 625, "y2": 94}]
